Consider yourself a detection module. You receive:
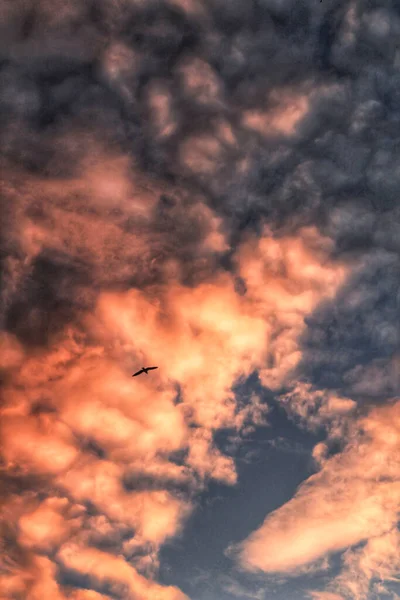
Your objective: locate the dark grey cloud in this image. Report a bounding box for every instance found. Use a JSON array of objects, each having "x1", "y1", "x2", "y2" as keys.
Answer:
[
  {"x1": 298, "y1": 249, "x2": 400, "y2": 400},
  {"x1": 1, "y1": 0, "x2": 398, "y2": 239},
  {"x1": 4, "y1": 251, "x2": 91, "y2": 347}
]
